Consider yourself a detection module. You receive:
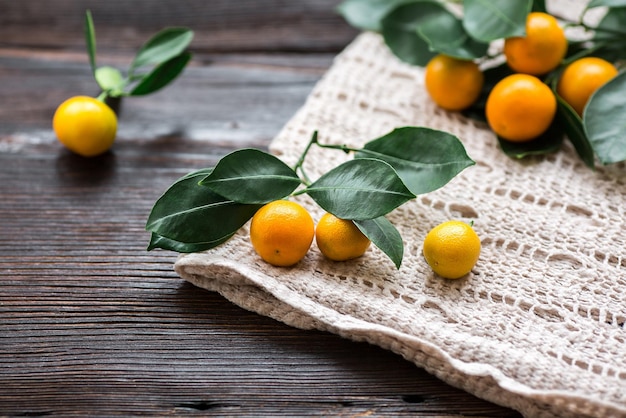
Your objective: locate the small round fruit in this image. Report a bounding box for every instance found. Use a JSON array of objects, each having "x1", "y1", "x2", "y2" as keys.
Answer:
[
  {"x1": 504, "y1": 12, "x2": 568, "y2": 76},
  {"x1": 53, "y1": 95, "x2": 118, "y2": 157},
  {"x1": 424, "y1": 54, "x2": 485, "y2": 111},
  {"x1": 423, "y1": 220, "x2": 481, "y2": 279},
  {"x1": 249, "y1": 200, "x2": 315, "y2": 267},
  {"x1": 557, "y1": 56, "x2": 618, "y2": 116},
  {"x1": 315, "y1": 213, "x2": 371, "y2": 261},
  {"x1": 486, "y1": 73, "x2": 557, "y2": 142}
]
